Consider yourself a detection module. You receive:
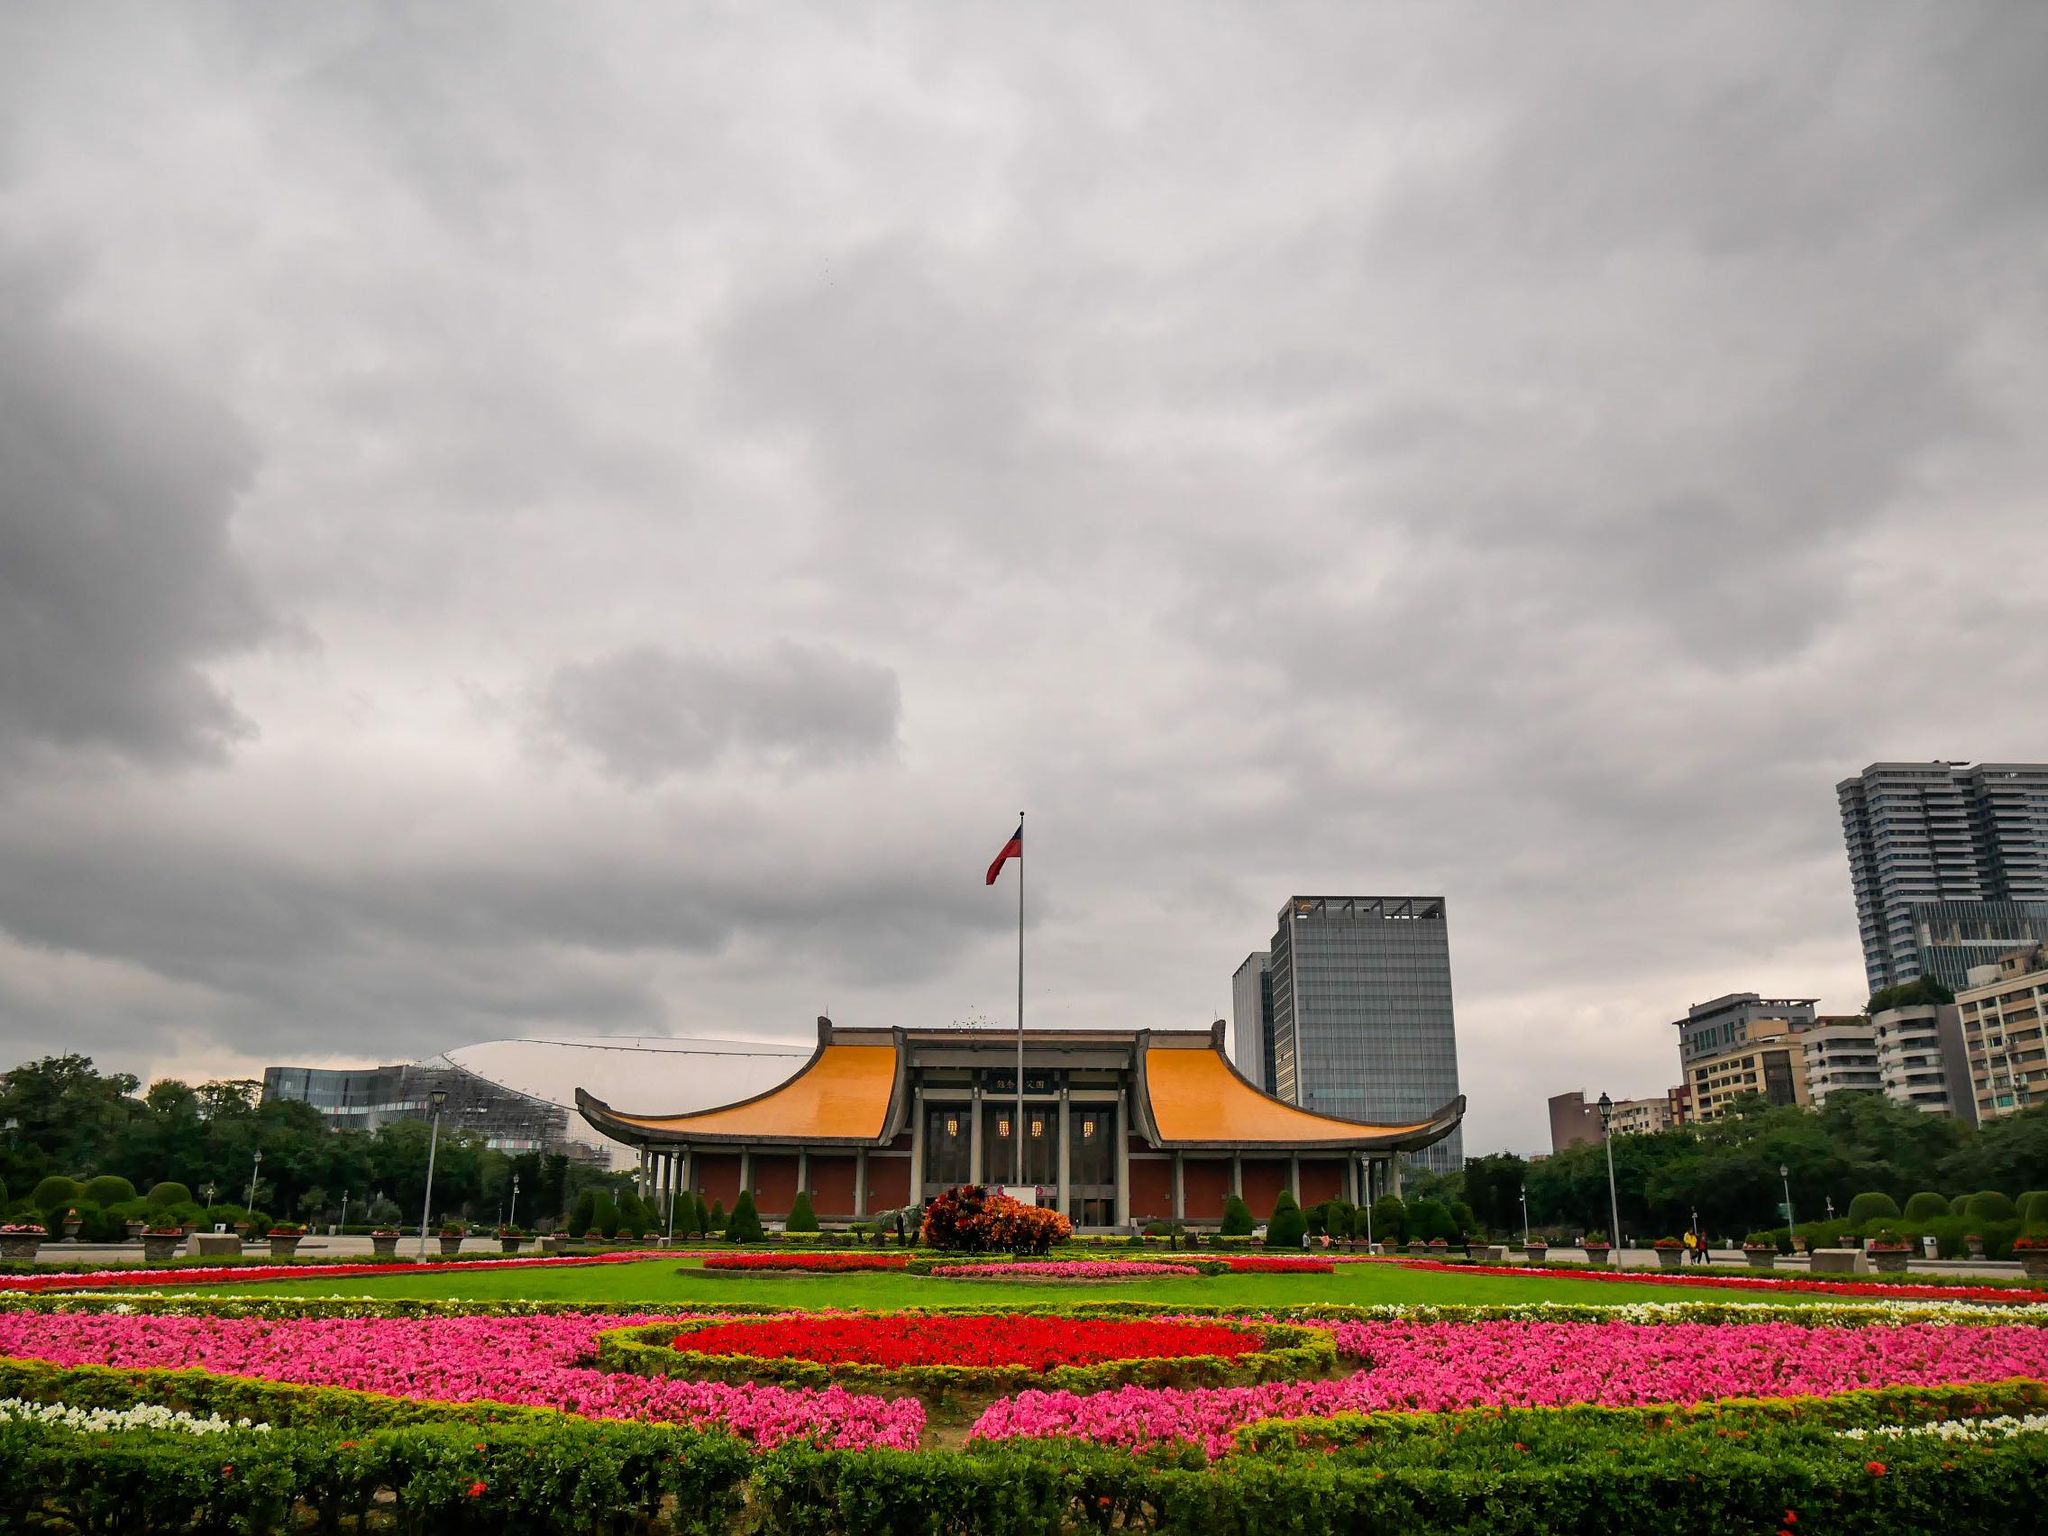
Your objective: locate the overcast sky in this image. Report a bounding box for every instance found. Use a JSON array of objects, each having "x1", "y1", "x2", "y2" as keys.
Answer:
[{"x1": 2, "y1": 5, "x2": 2045, "y2": 1154}]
